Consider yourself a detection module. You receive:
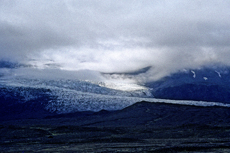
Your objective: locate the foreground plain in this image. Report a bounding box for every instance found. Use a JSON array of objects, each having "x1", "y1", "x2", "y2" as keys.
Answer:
[{"x1": 1, "y1": 101, "x2": 230, "y2": 152}]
